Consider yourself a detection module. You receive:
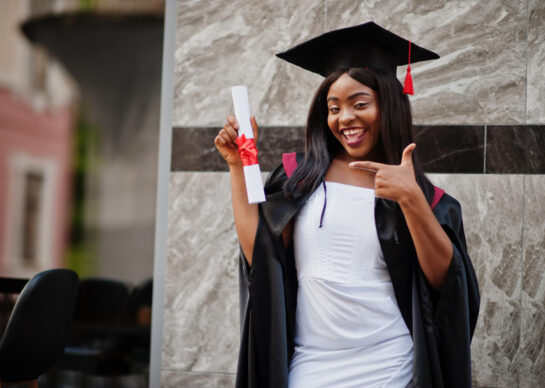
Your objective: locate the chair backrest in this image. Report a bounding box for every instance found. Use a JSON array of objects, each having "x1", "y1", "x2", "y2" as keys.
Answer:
[
  {"x1": 0, "y1": 268, "x2": 79, "y2": 382},
  {"x1": 124, "y1": 278, "x2": 152, "y2": 323},
  {"x1": 74, "y1": 278, "x2": 129, "y2": 324}
]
